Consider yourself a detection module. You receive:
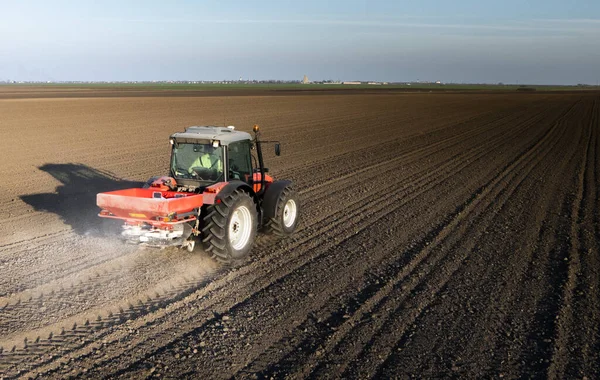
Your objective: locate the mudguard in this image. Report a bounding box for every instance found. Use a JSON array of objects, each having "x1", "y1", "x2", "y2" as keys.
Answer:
[
  {"x1": 214, "y1": 180, "x2": 255, "y2": 202},
  {"x1": 261, "y1": 180, "x2": 293, "y2": 222}
]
